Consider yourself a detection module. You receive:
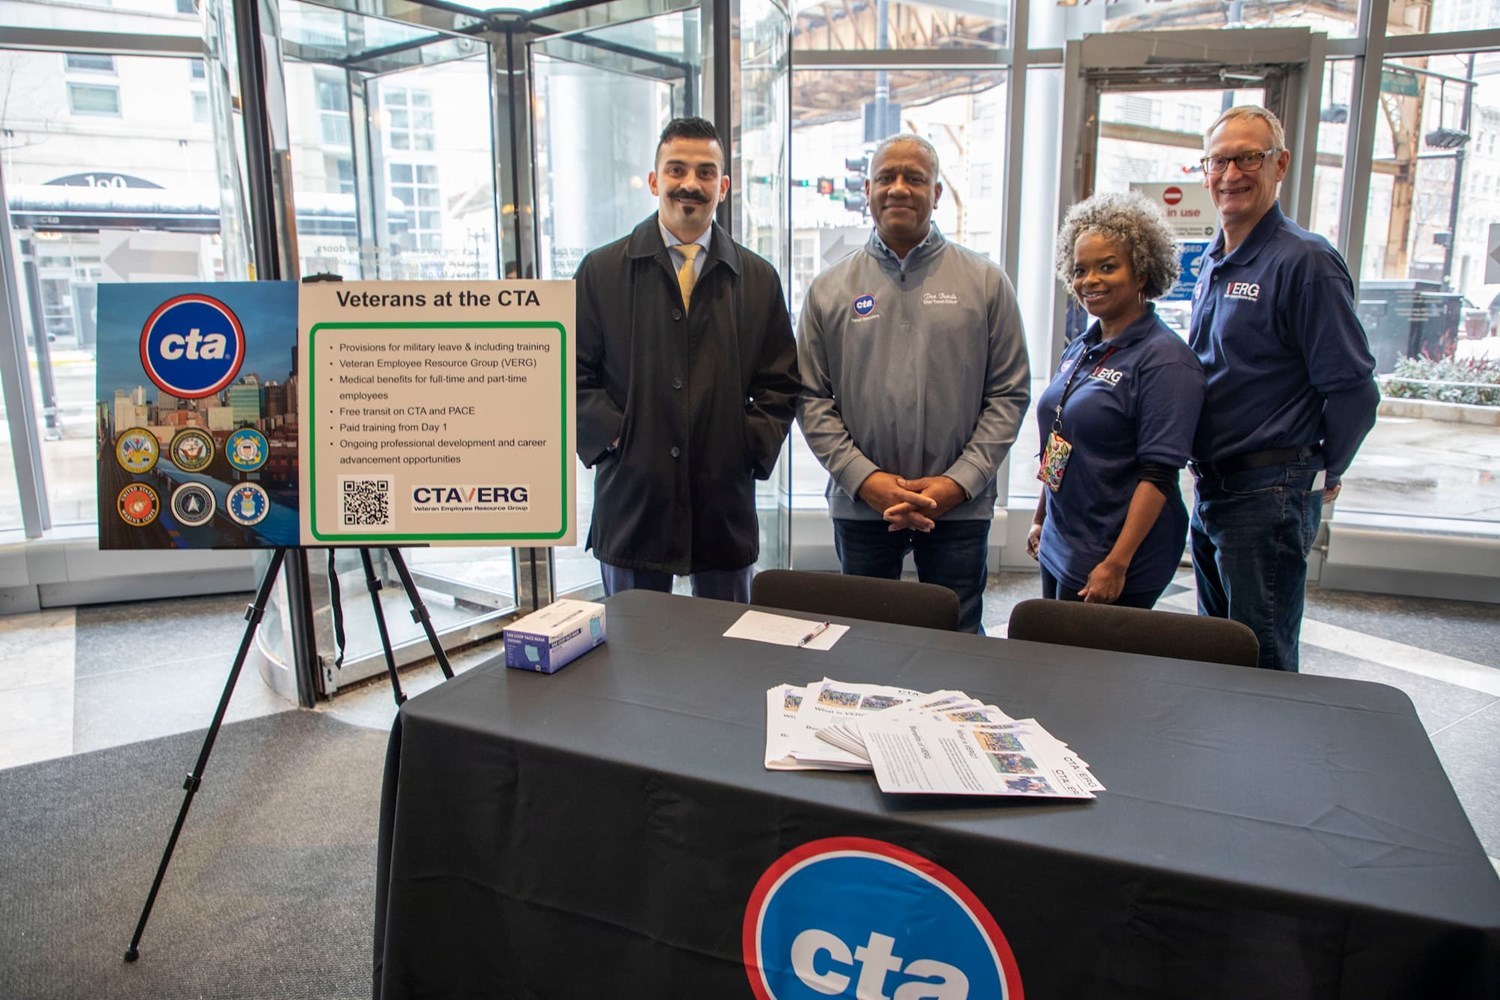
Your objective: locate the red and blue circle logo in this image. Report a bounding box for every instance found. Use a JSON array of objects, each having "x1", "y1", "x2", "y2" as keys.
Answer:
[
  {"x1": 139, "y1": 294, "x2": 245, "y2": 400},
  {"x1": 853, "y1": 294, "x2": 876, "y2": 316},
  {"x1": 743, "y1": 837, "x2": 1023, "y2": 1000}
]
